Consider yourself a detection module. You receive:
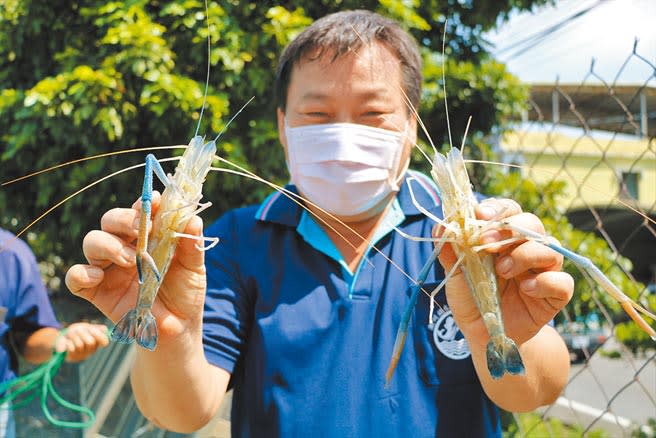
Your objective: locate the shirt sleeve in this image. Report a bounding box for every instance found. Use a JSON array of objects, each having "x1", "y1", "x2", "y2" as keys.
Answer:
[
  {"x1": 202, "y1": 210, "x2": 253, "y2": 374},
  {"x1": 2, "y1": 236, "x2": 60, "y2": 336}
]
